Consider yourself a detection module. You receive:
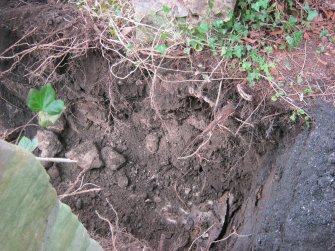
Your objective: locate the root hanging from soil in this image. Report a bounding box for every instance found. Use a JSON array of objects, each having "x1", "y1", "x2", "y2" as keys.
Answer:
[{"x1": 96, "y1": 199, "x2": 152, "y2": 251}]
